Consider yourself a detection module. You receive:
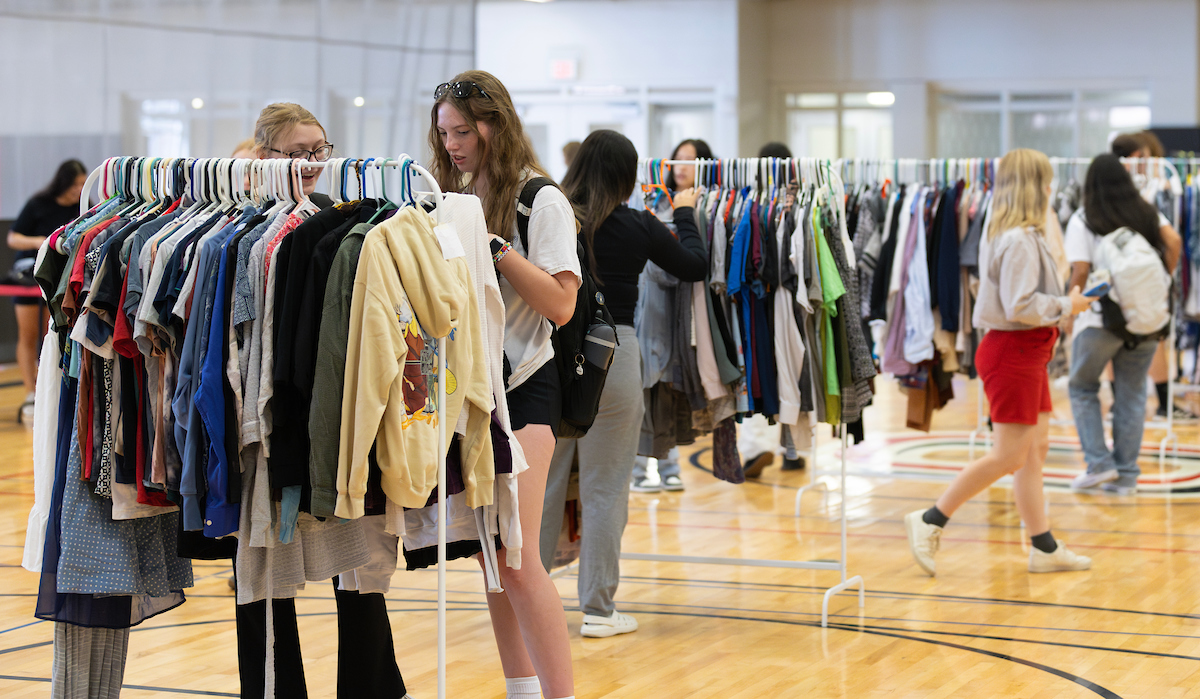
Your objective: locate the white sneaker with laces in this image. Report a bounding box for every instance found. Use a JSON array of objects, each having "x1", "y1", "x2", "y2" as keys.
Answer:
[
  {"x1": 661, "y1": 475, "x2": 684, "y2": 491},
  {"x1": 904, "y1": 510, "x2": 942, "y2": 576},
  {"x1": 1071, "y1": 468, "x2": 1119, "y2": 490},
  {"x1": 1029, "y1": 542, "x2": 1092, "y2": 573},
  {"x1": 629, "y1": 478, "x2": 660, "y2": 493},
  {"x1": 580, "y1": 610, "x2": 638, "y2": 638}
]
